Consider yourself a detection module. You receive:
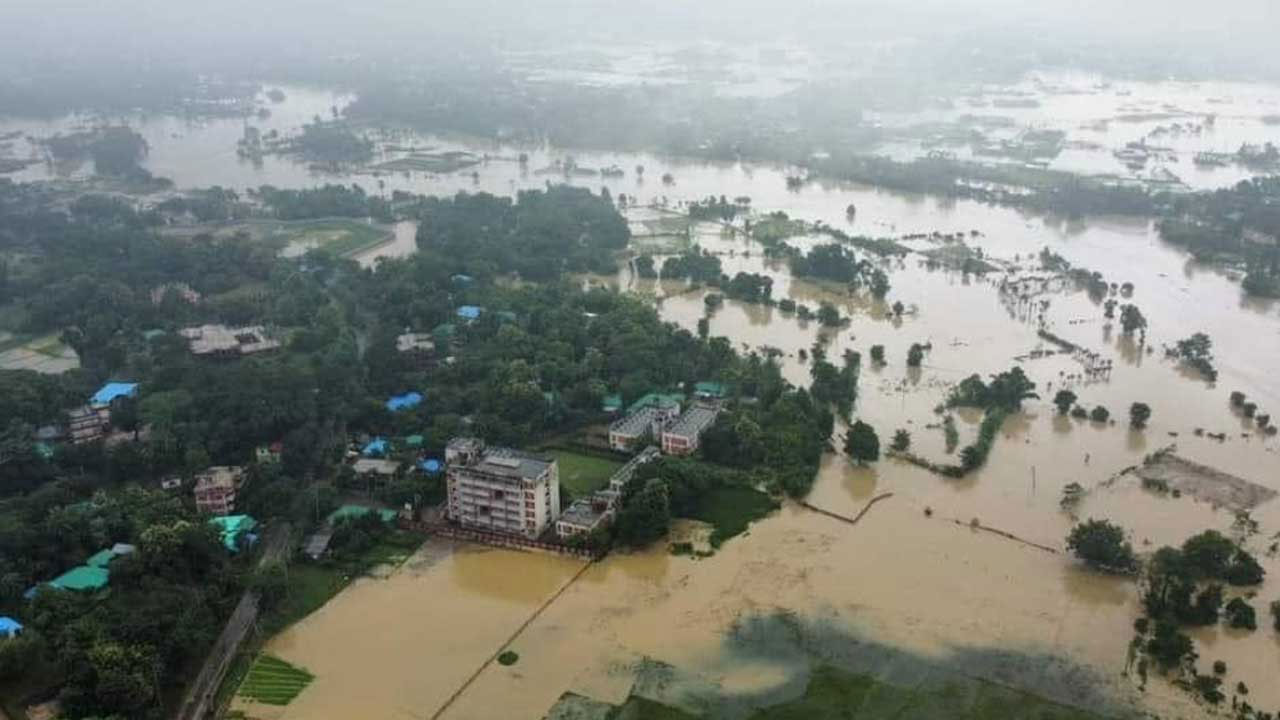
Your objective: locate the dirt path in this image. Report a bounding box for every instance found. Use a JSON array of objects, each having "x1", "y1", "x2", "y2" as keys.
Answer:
[
  {"x1": 429, "y1": 559, "x2": 595, "y2": 720},
  {"x1": 174, "y1": 522, "x2": 291, "y2": 720}
]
